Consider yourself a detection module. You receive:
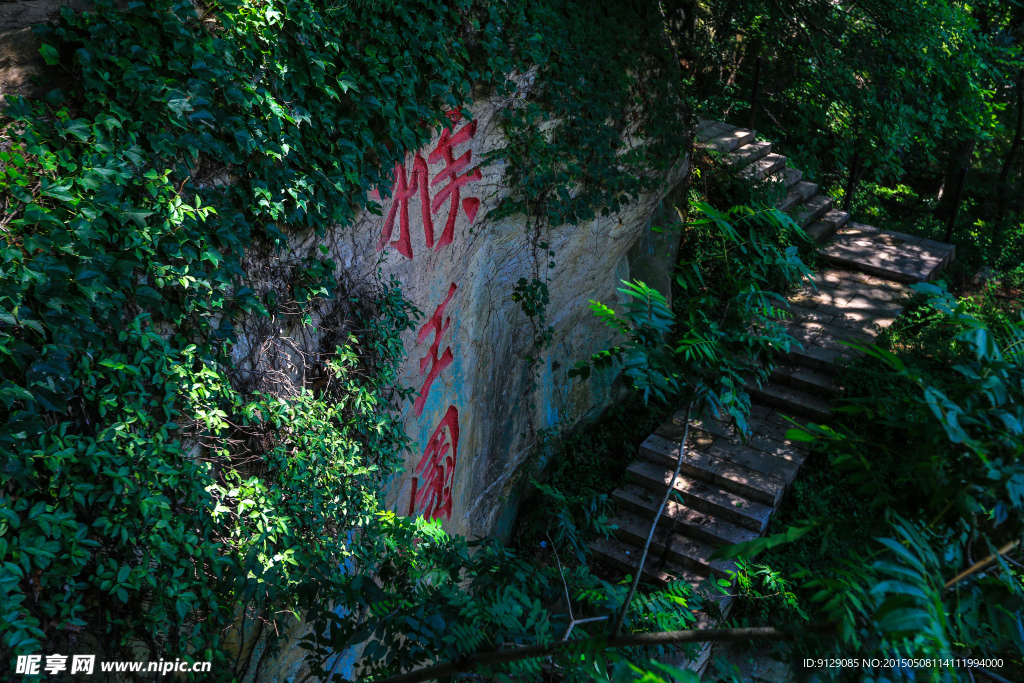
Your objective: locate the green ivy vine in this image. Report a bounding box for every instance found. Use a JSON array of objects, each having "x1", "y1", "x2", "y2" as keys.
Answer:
[{"x1": 491, "y1": 0, "x2": 692, "y2": 416}]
